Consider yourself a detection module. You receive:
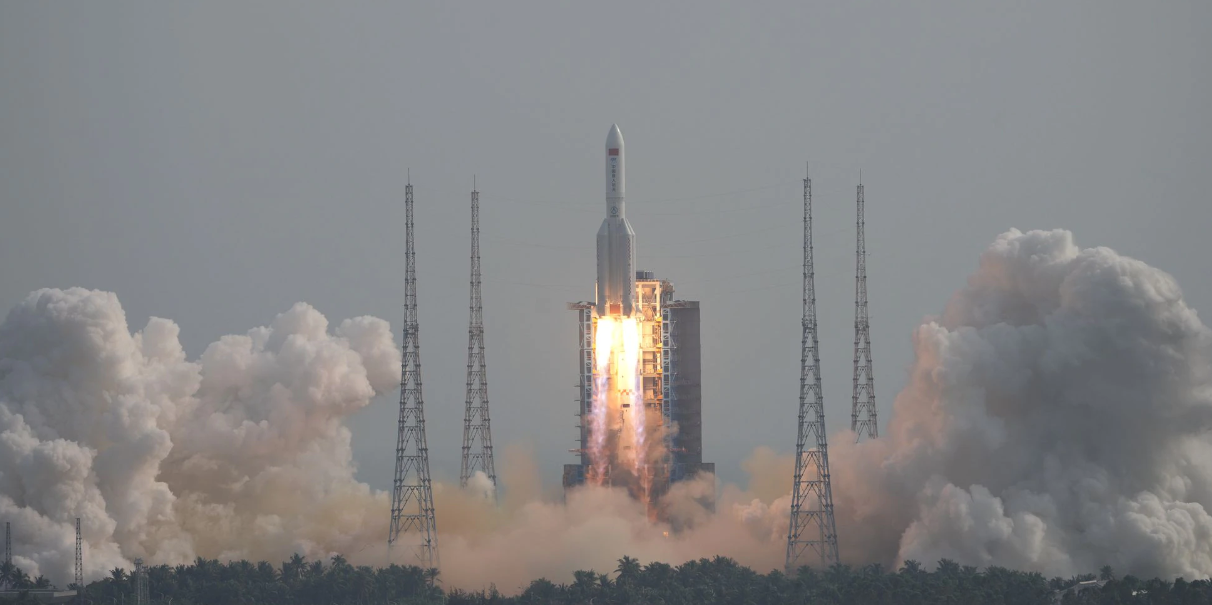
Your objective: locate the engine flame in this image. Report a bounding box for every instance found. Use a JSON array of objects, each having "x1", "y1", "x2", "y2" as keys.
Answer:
[
  {"x1": 587, "y1": 314, "x2": 652, "y2": 507},
  {"x1": 589, "y1": 316, "x2": 616, "y2": 485}
]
